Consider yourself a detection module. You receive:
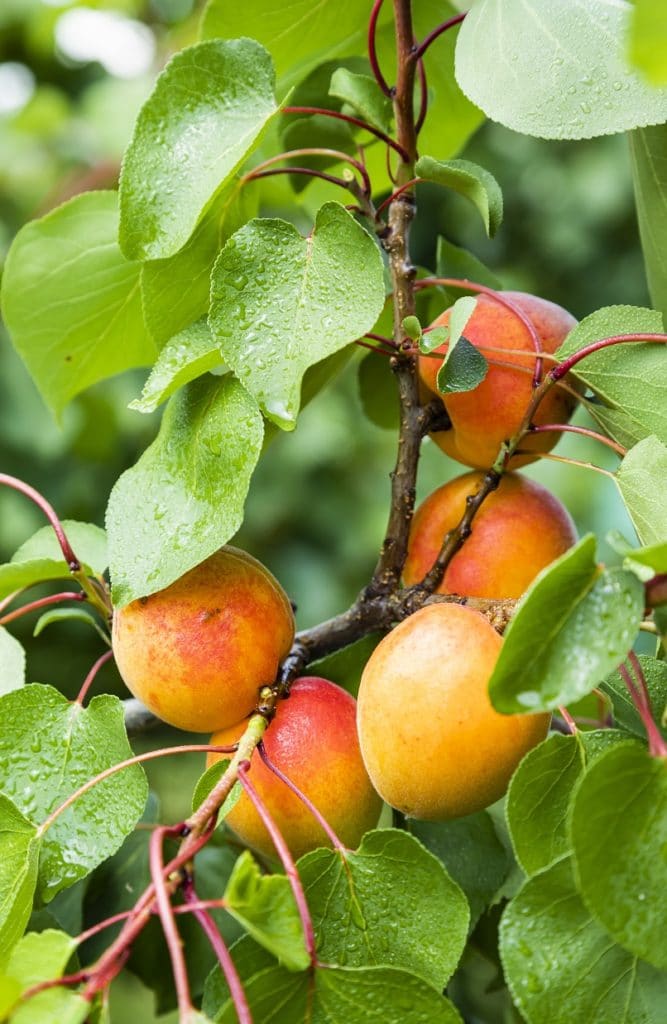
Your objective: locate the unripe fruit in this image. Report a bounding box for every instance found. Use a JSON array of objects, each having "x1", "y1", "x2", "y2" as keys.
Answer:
[
  {"x1": 404, "y1": 471, "x2": 576, "y2": 599},
  {"x1": 357, "y1": 604, "x2": 550, "y2": 820},
  {"x1": 420, "y1": 291, "x2": 578, "y2": 469},
  {"x1": 208, "y1": 677, "x2": 382, "y2": 860},
  {"x1": 112, "y1": 546, "x2": 295, "y2": 733}
]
